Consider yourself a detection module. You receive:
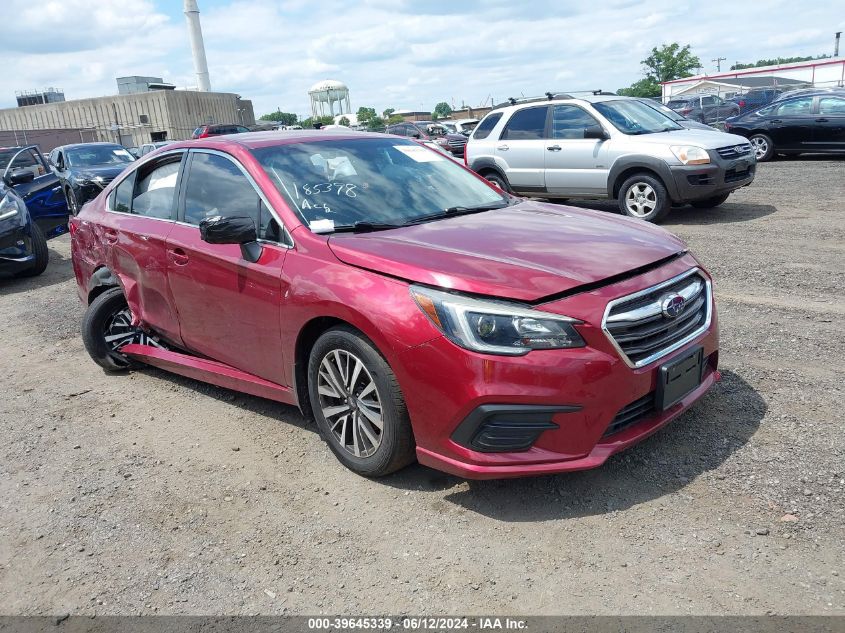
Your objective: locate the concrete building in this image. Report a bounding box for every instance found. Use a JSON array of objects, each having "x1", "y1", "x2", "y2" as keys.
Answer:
[
  {"x1": 661, "y1": 58, "x2": 845, "y2": 102},
  {"x1": 0, "y1": 90, "x2": 254, "y2": 150}
]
